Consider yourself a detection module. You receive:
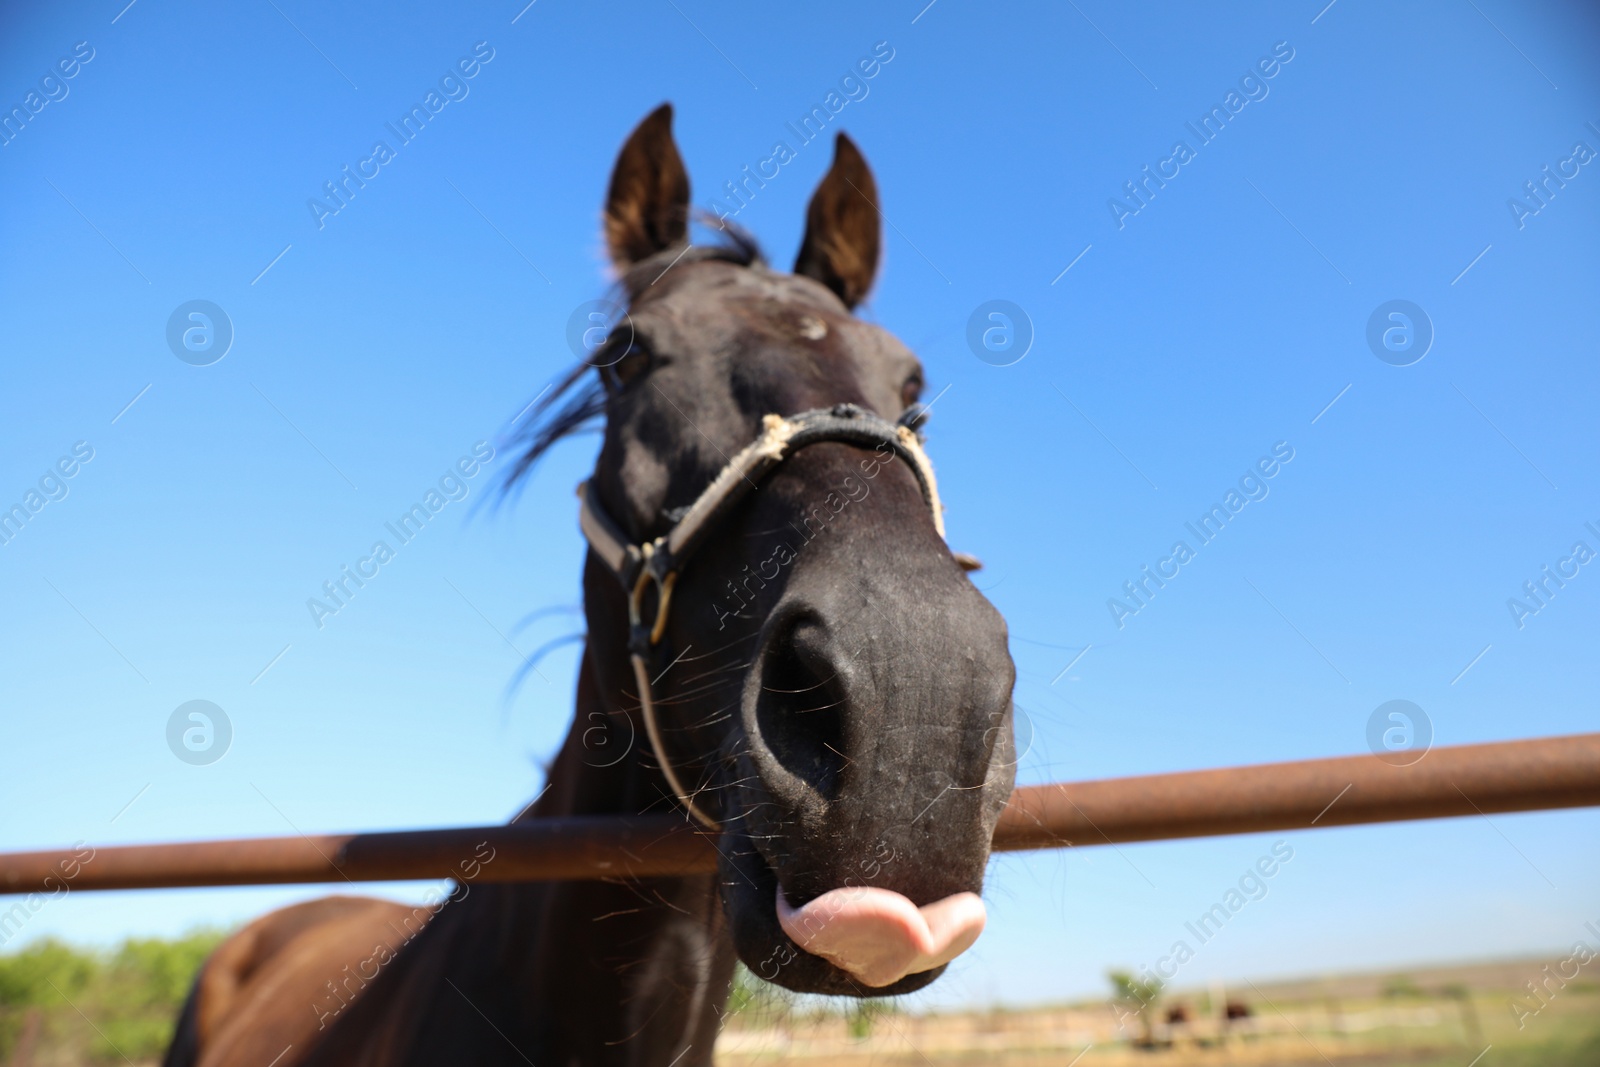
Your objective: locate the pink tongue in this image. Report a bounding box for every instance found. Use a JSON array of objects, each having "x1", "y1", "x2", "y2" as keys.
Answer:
[{"x1": 775, "y1": 885, "x2": 986, "y2": 989}]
